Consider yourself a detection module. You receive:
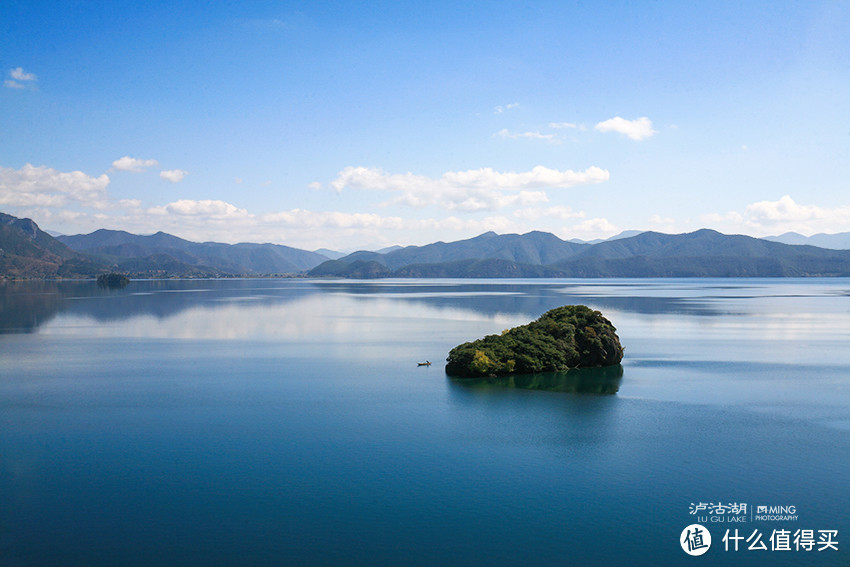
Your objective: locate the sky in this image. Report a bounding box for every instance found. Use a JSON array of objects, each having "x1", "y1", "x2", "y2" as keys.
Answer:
[{"x1": 2, "y1": 1, "x2": 850, "y2": 251}]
